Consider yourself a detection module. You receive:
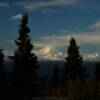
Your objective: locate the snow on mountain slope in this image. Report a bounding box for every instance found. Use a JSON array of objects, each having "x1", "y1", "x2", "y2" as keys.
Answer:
[{"x1": 39, "y1": 46, "x2": 63, "y2": 60}]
